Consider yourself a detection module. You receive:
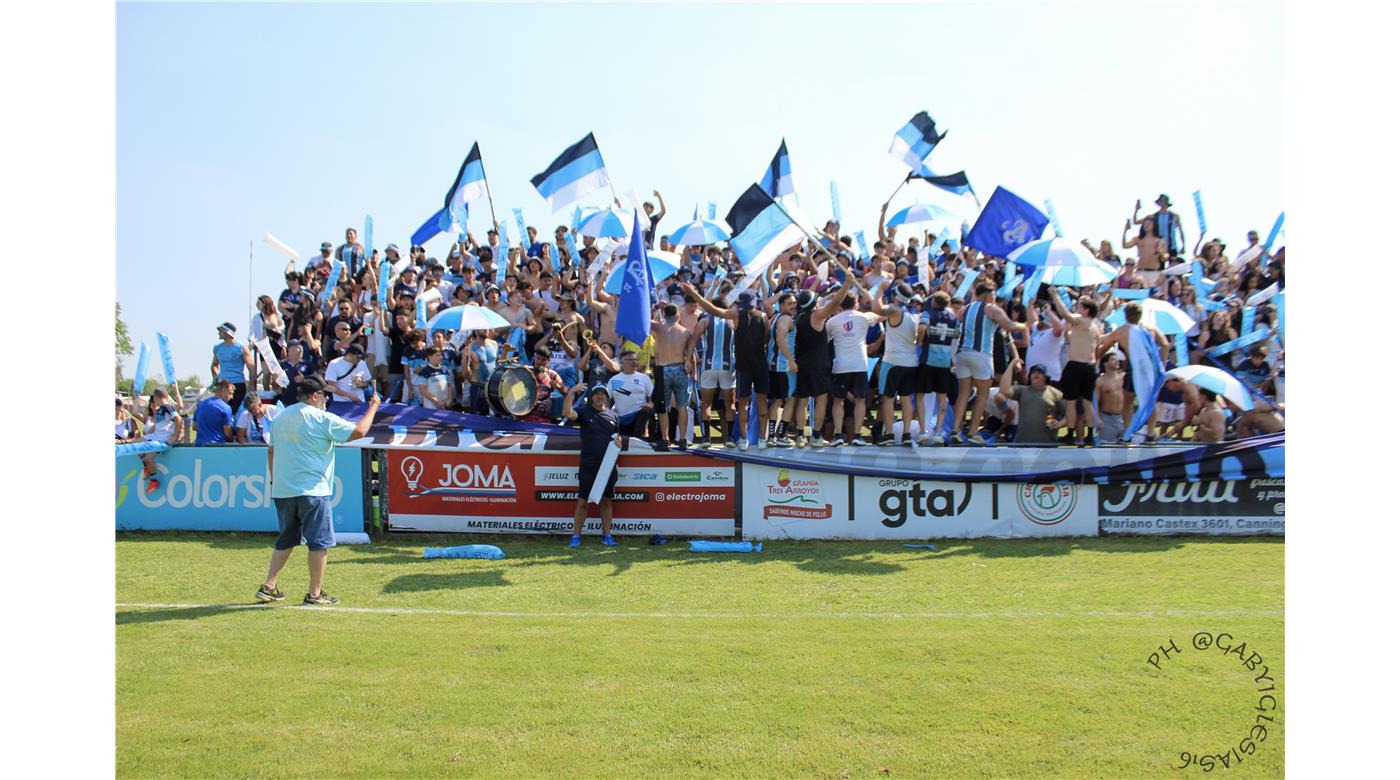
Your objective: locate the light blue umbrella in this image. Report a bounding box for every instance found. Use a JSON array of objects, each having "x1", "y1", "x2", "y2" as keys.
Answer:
[
  {"x1": 1007, "y1": 237, "x2": 1116, "y2": 286},
  {"x1": 1105, "y1": 298, "x2": 1196, "y2": 335},
  {"x1": 886, "y1": 202, "x2": 955, "y2": 227},
  {"x1": 603, "y1": 251, "x2": 681, "y2": 294},
  {"x1": 668, "y1": 218, "x2": 732, "y2": 246},
  {"x1": 425, "y1": 304, "x2": 511, "y2": 335},
  {"x1": 1166, "y1": 365, "x2": 1252, "y2": 410},
  {"x1": 578, "y1": 208, "x2": 636, "y2": 238}
]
